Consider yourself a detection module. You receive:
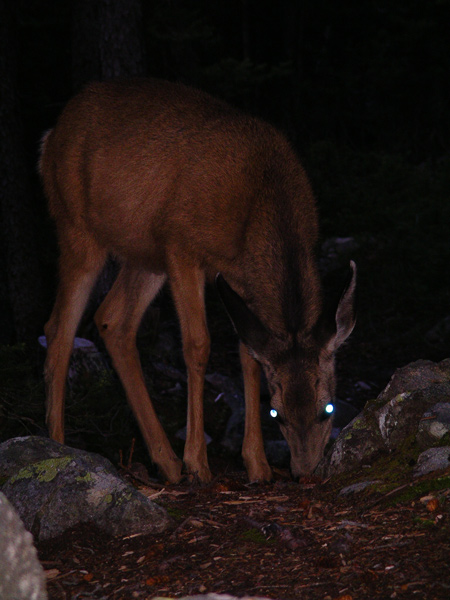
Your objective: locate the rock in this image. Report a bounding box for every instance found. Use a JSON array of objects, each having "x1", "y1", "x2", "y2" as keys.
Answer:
[
  {"x1": 316, "y1": 410, "x2": 386, "y2": 478},
  {"x1": 417, "y1": 403, "x2": 450, "y2": 448},
  {"x1": 376, "y1": 359, "x2": 450, "y2": 405},
  {"x1": 0, "y1": 436, "x2": 170, "y2": 541},
  {"x1": 339, "y1": 481, "x2": 383, "y2": 496},
  {"x1": 413, "y1": 447, "x2": 450, "y2": 477},
  {"x1": 317, "y1": 358, "x2": 450, "y2": 478},
  {"x1": 376, "y1": 384, "x2": 450, "y2": 450},
  {"x1": 38, "y1": 335, "x2": 110, "y2": 393},
  {"x1": 0, "y1": 492, "x2": 47, "y2": 600},
  {"x1": 332, "y1": 398, "x2": 360, "y2": 430}
]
